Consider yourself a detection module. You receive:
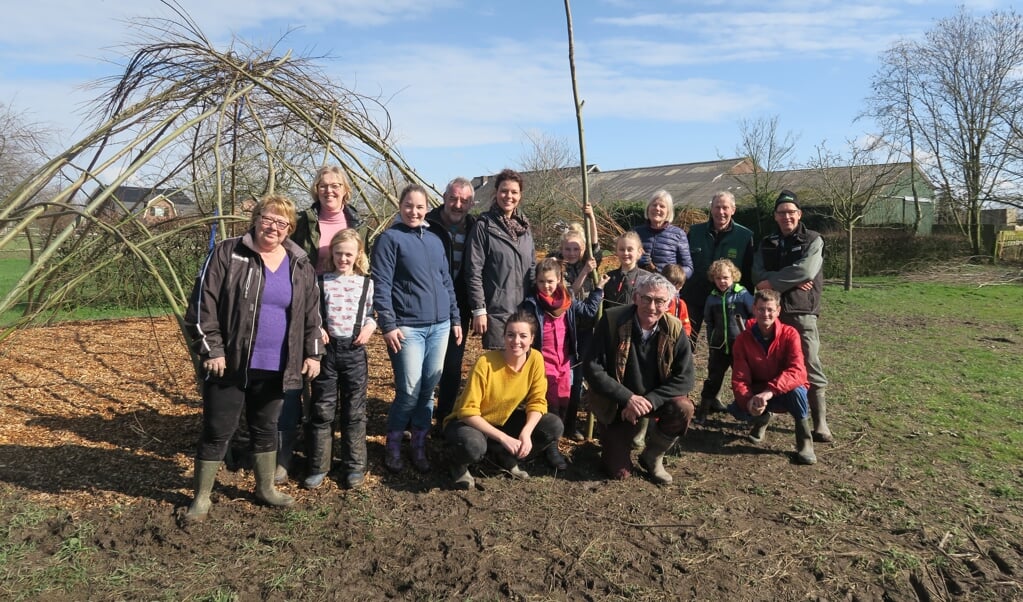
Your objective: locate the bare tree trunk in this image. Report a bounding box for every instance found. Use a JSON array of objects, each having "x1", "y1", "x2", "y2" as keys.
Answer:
[
  {"x1": 845, "y1": 225, "x2": 854, "y2": 291},
  {"x1": 564, "y1": 0, "x2": 598, "y2": 441}
]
